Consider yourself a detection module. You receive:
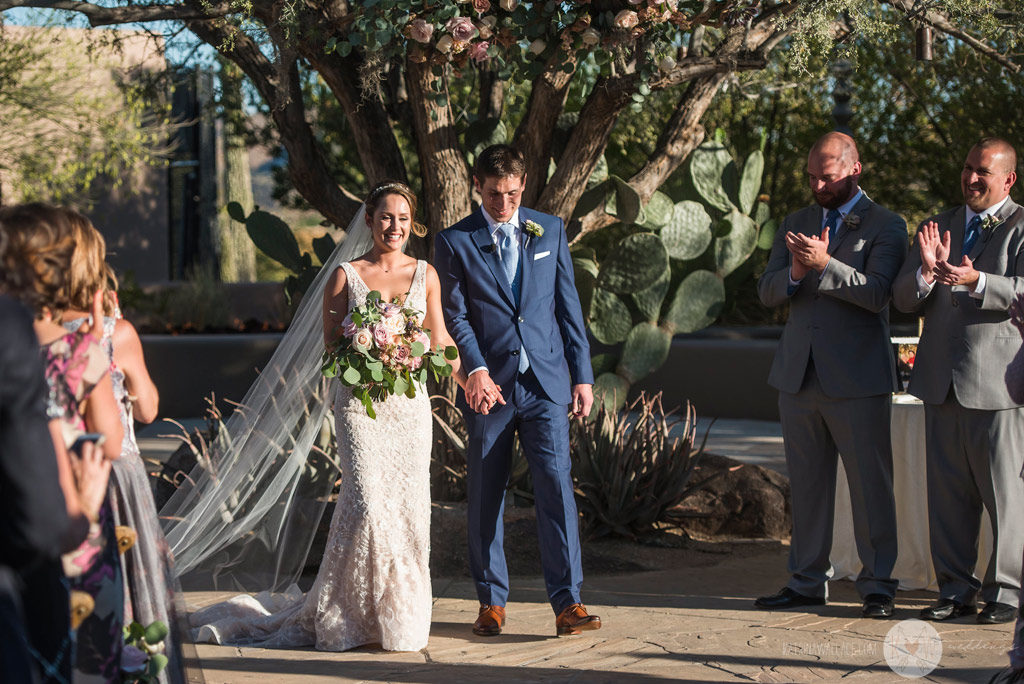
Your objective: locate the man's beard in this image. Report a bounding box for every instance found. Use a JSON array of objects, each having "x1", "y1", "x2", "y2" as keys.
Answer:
[{"x1": 814, "y1": 176, "x2": 857, "y2": 209}]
